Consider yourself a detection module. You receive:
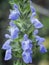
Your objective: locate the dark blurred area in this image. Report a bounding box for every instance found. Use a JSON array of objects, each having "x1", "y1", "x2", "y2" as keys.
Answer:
[
  {"x1": 0, "y1": 0, "x2": 49, "y2": 65},
  {"x1": 0, "y1": 0, "x2": 13, "y2": 65},
  {"x1": 32, "y1": 0, "x2": 49, "y2": 9}
]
